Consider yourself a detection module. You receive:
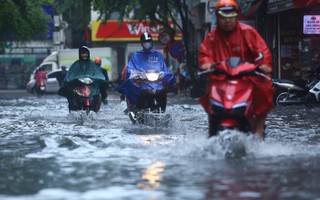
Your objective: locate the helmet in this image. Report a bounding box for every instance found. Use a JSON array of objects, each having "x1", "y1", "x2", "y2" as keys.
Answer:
[
  {"x1": 215, "y1": 0, "x2": 239, "y2": 13},
  {"x1": 94, "y1": 57, "x2": 102, "y2": 64},
  {"x1": 140, "y1": 32, "x2": 153, "y2": 50},
  {"x1": 140, "y1": 32, "x2": 153, "y2": 43}
]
